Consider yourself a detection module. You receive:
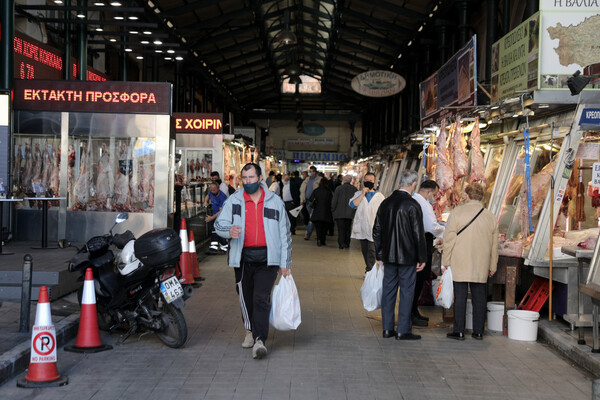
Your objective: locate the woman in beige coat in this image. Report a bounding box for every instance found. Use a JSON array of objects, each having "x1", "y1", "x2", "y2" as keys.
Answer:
[{"x1": 442, "y1": 183, "x2": 498, "y2": 340}]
